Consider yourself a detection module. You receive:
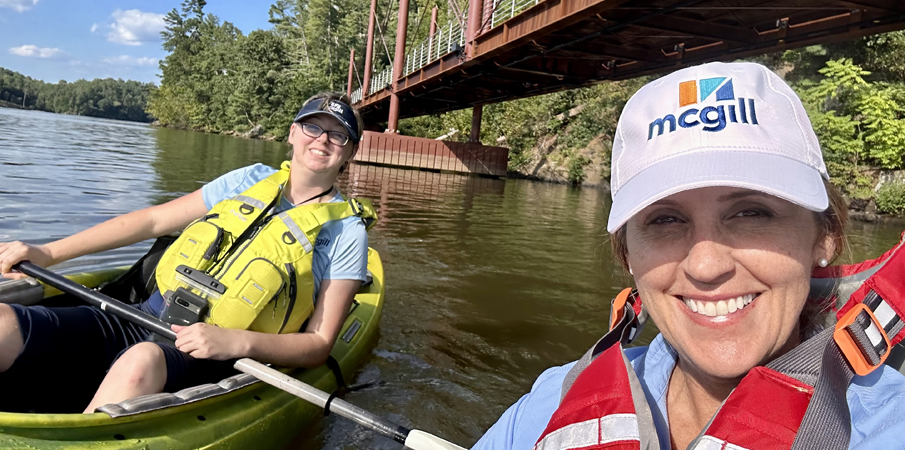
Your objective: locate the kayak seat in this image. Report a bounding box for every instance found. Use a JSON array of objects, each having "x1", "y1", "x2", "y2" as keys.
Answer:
[{"x1": 96, "y1": 372, "x2": 259, "y2": 418}]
